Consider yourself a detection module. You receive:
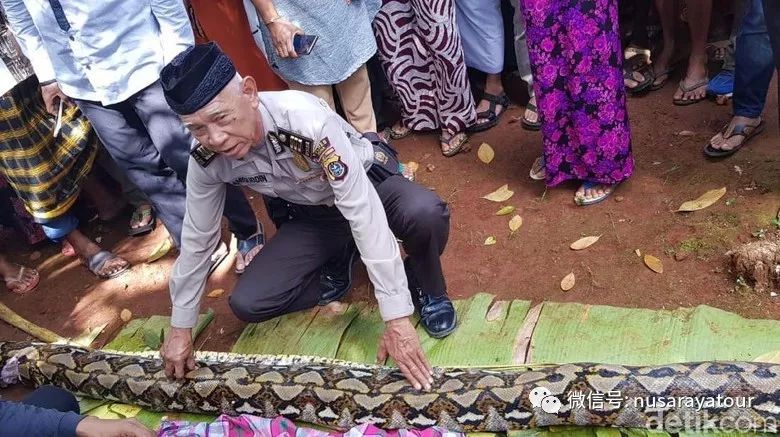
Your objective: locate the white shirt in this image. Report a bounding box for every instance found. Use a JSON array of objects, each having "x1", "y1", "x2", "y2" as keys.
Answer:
[
  {"x1": 1, "y1": 0, "x2": 194, "y2": 105},
  {"x1": 168, "y1": 90, "x2": 415, "y2": 328}
]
